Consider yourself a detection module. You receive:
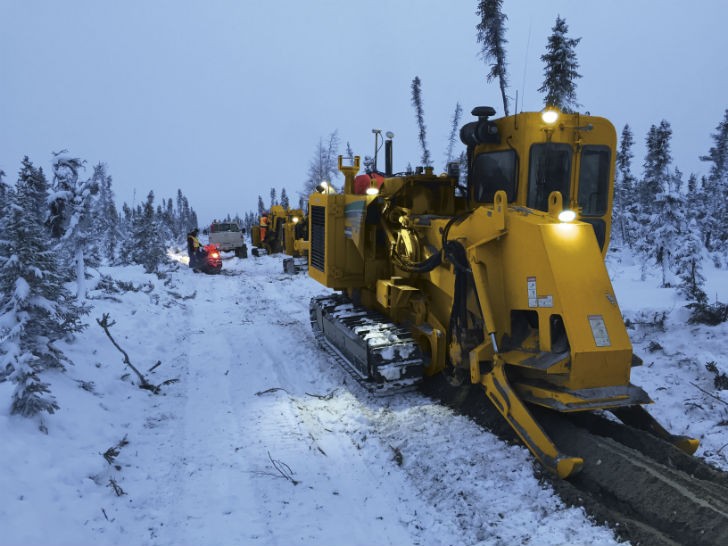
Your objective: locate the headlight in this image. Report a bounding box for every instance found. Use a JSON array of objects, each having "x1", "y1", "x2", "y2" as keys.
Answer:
[
  {"x1": 541, "y1": 108, "x2": 560, "y2": 125},
  {"x1": 558, "y1": 209, "x2": 576, "y2": 223}
]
